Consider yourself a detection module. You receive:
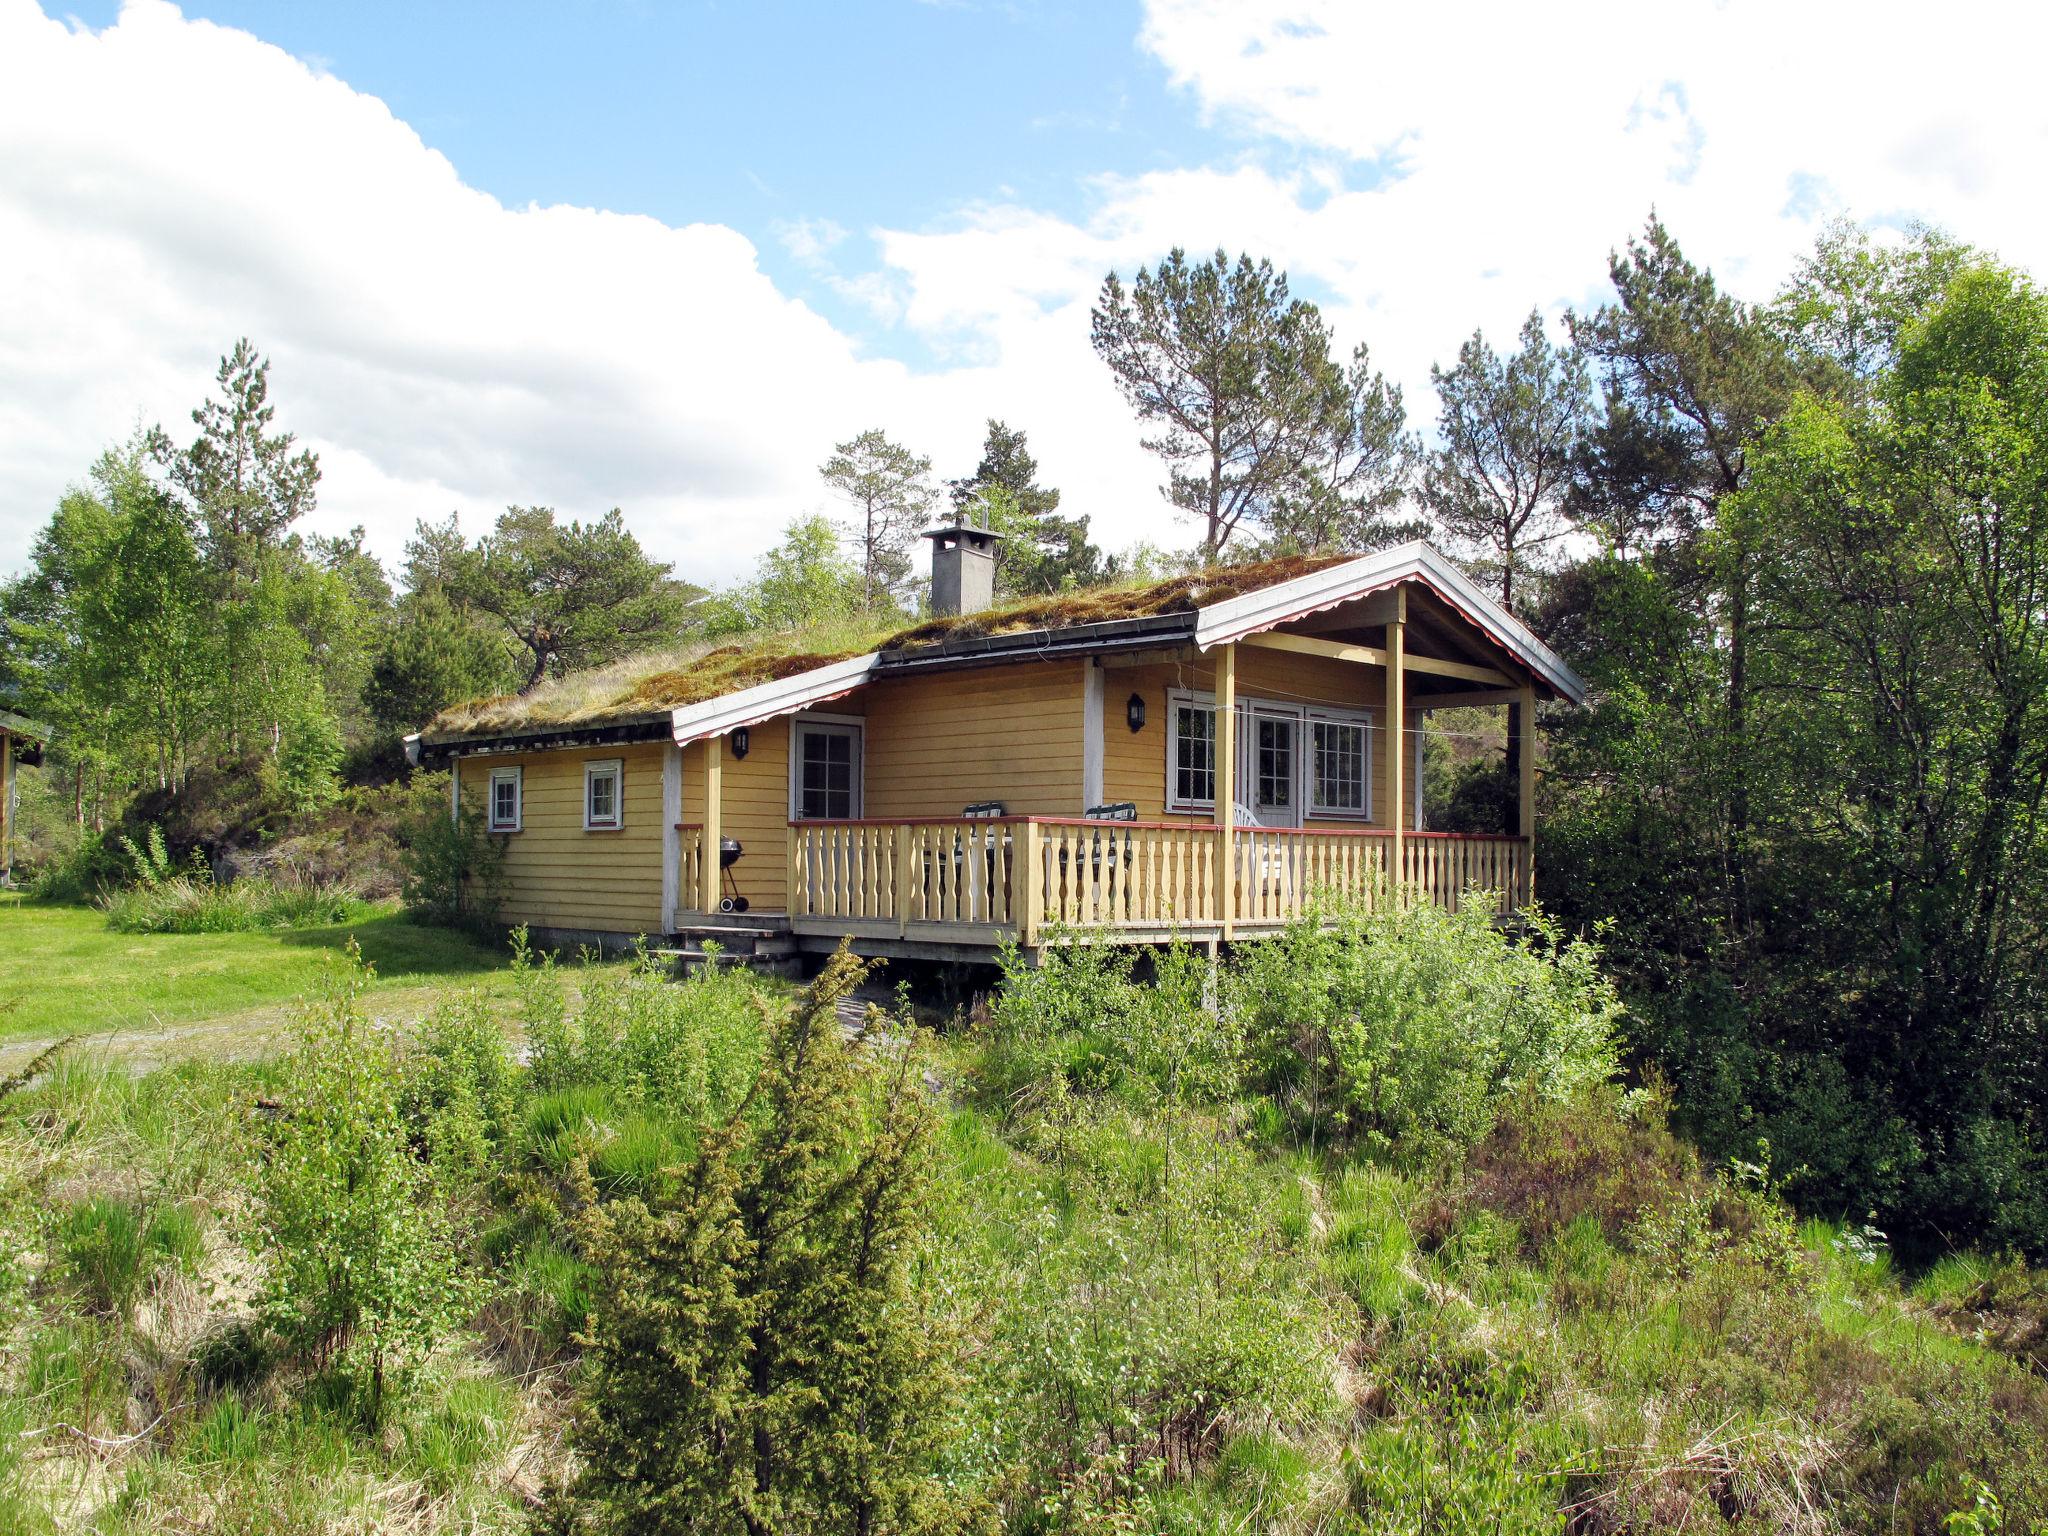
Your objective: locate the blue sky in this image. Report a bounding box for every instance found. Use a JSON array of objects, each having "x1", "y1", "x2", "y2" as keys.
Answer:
[
  {"x1": 61, "y1": 0, "x2": 1253, "y2": 364},
  {"x1": 4, "y1": 0, "x2": 2039, "y2": 583}
]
